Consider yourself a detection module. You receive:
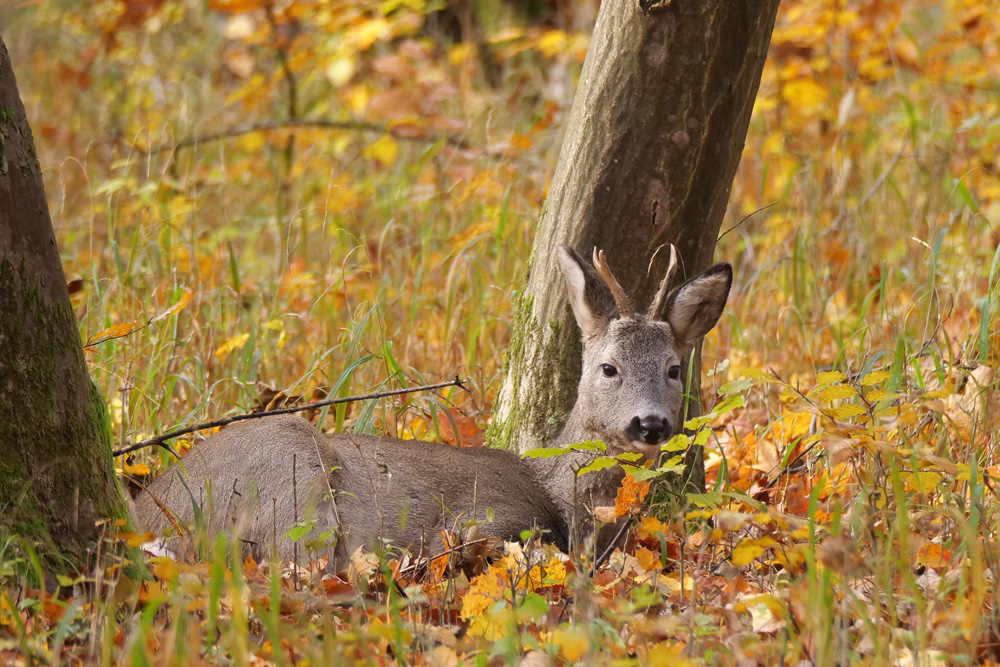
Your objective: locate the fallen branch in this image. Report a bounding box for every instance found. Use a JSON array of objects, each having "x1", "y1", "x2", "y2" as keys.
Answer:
[{"x1": 113, "y1": 376, "x2": 469, "y2": 457}]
